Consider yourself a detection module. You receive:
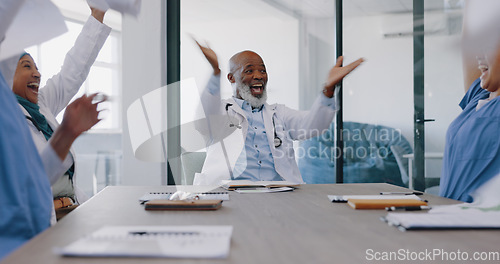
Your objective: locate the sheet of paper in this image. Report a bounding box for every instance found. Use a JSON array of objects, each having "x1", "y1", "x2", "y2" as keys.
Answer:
[
  {"x1": 87, "y1": 0, "x2": 141, "y2": 17},
  {"x1": 221, "y1": 180, "x2": 300, "y2": 189},
  {"x1": 383, "y1": 211, "x2": 500, "y2": 231},
  {"x1": 0, "y1": 0, "x2": 67, "y2": 61},
  {"x1": 383, "y1": 174, "x2": 500, "y2": 231},
  {"x1": 56, "y1": 225, "x2": 233, "y2": 259},
  {"x1": 430, "y1": 173, "x2": 500, "y2": 214},
  {"x1": 328, "y1": 194, "x2": 422, "y2": 202},
  {"x1": 234, "y1": 187, "x2": 295, "y2": 194},
  {"x1": 463, "y1": 0, "x2": 500, "y2": 60}
]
